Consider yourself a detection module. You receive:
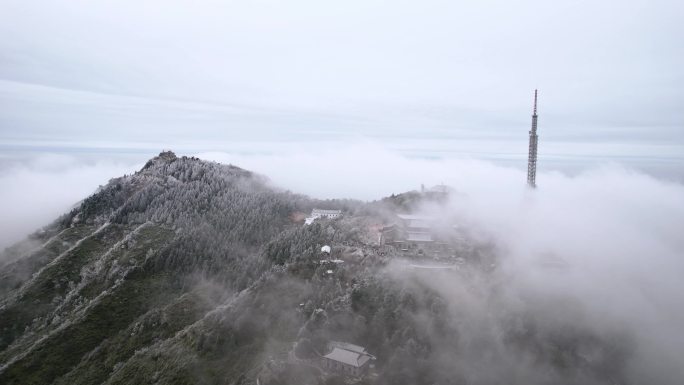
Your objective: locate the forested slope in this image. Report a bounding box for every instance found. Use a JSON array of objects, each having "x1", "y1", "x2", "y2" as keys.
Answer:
[
  {"x1": 0, "y1": 152, "x2": 311, "y2": 384},
  {"x1": 0, "y1": 152, "x2": 631, "y2": 385}
]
